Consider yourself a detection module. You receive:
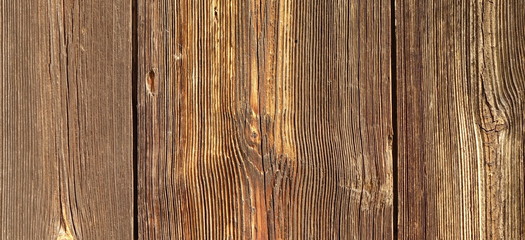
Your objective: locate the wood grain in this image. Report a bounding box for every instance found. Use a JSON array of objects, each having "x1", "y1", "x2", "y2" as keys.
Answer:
[
  {"x1": 396, "y1": 0, "x2": 525, "y2": 238},
  {"x1": 3, "y1": 0, "x2": 523, "y2": 238},
  {"x1": 259, "y1": 0, "x2": 393, "y2": 239},
  {"x1": 137, "y1": 0, "x2": 393, "y2": 239},
  {"x1": 0, "y1": 0, "x2": 133, "y2": 239},
  {"x1": 136, "y1": 0, "x2": 269, "y2": 238}
]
